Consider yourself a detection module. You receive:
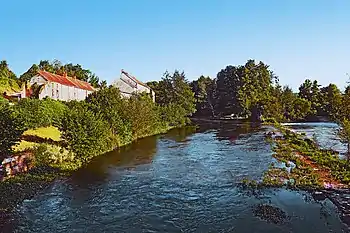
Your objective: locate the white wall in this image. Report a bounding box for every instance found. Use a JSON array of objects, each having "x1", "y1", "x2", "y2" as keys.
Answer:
[
  {"x1": 30, "y1": 75, "x2": 46, "y2": 86},
  {"x1": 112, "y1": 78, "x2": 155, "y2": 101},
  {"x1": 30, "y1": 75, "x2": 93, "y2": 101}
]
